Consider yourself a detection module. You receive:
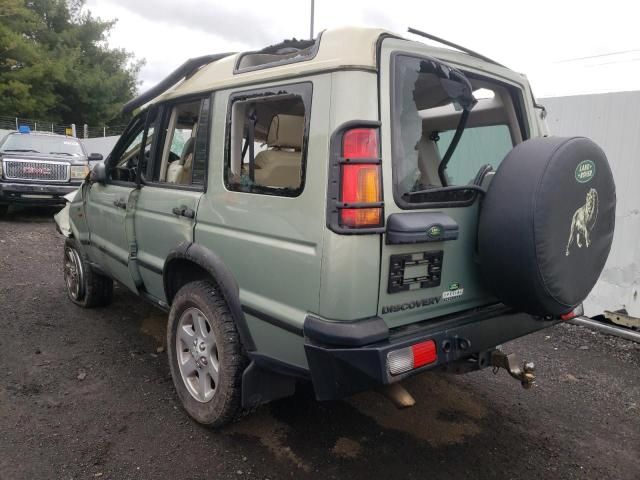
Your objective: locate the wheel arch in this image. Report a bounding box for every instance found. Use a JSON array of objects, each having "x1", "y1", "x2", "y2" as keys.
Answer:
[{"x1": 163, "y1": 242, "x2": 255, "y2": 351}]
